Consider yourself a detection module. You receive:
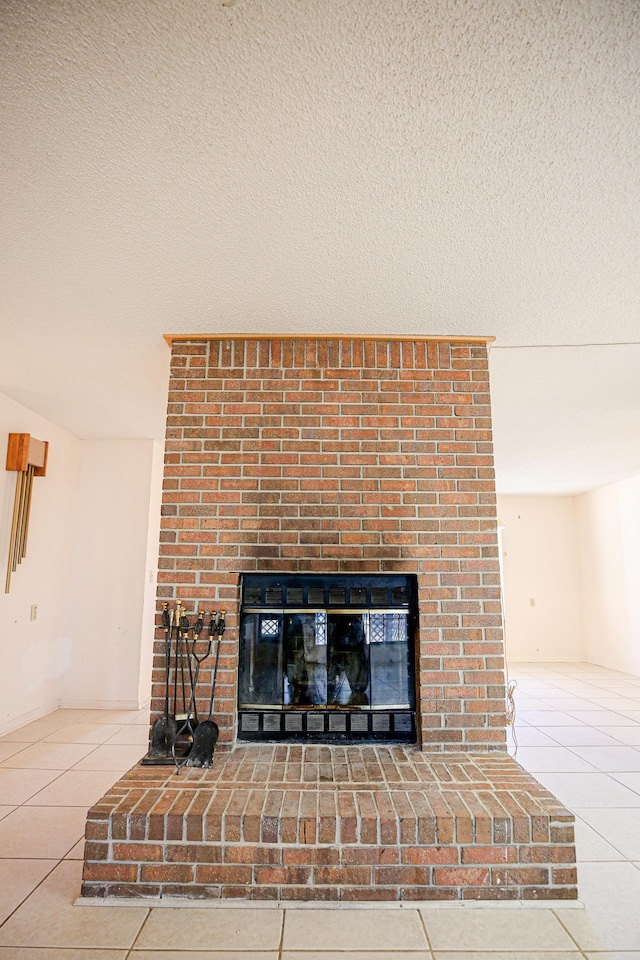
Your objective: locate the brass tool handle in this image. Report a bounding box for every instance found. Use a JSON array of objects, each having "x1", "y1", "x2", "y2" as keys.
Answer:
[
  {"x1": 5, "y1": 471, "x2": 24, "y2": 593},
  {"x1": 12, "y1": 469, "x2": 28, "y2": 573},
  {"x1": 20, "y1": 464, "x2": 35, "y2": 560}
]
